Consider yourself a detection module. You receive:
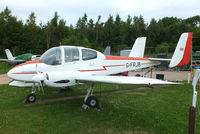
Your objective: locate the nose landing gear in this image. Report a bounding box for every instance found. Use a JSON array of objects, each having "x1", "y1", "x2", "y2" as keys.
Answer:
[
  {"x1": 24, "y1": 83, "x2": 41, "y2": 104},
  {"x1": 25, "y1": 93, "x2": 36, "y2": 103}
]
